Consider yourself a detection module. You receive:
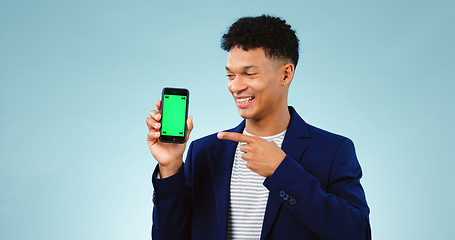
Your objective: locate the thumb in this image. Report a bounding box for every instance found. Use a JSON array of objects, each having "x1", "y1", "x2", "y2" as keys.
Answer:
[{"x1": 186, "y1": 116, "x2": 194, "y2": 140}]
